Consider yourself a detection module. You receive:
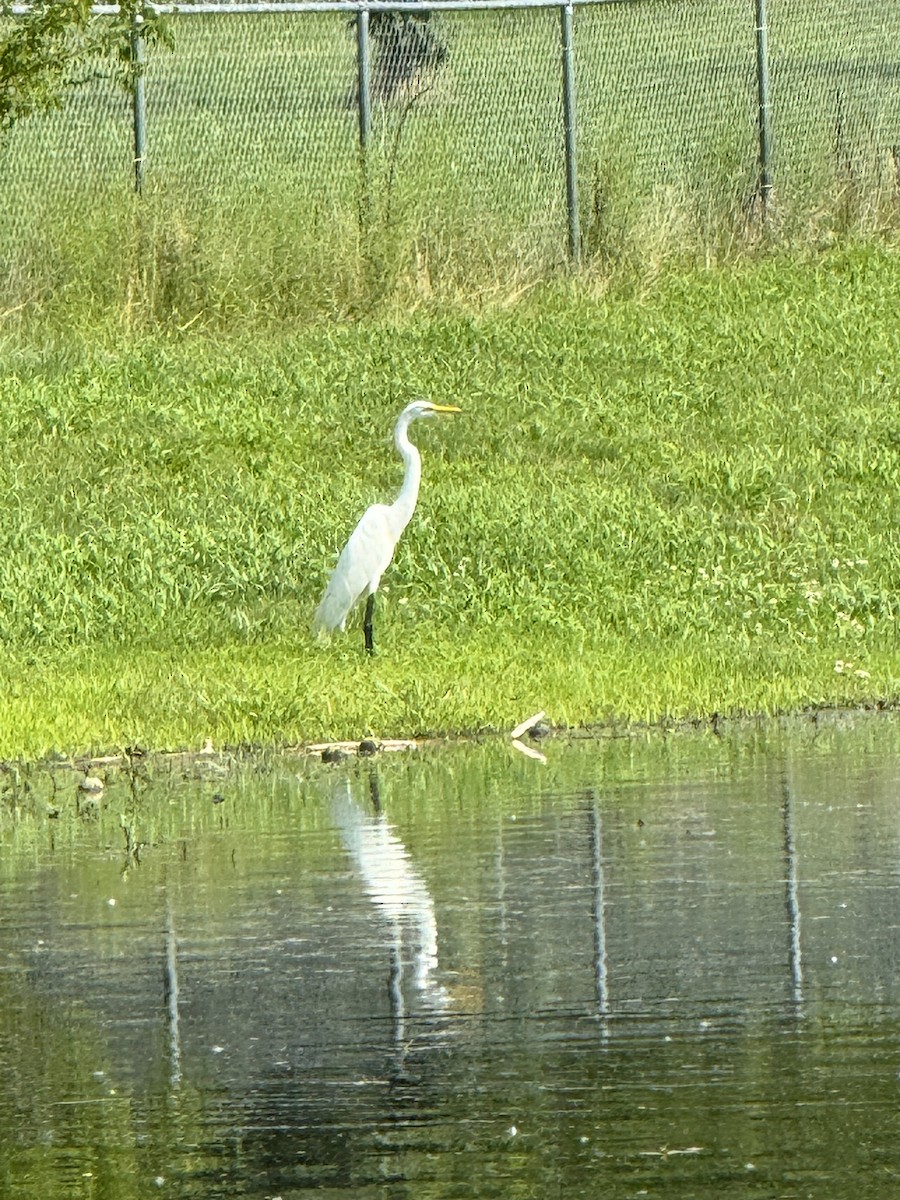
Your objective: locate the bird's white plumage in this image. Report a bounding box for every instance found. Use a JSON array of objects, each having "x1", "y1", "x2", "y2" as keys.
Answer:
[
  {"x1": 313, "y1": 399, "x2": 460, "y2": 643},
  {"x1": 313, "y1": 502, "x2": 404, "y2": 633}
]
